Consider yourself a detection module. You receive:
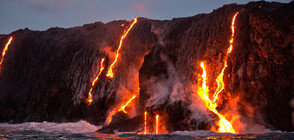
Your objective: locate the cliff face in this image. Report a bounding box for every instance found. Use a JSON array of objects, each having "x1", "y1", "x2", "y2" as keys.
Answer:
[{"x1": 0, "y1": 1, "x2": 293, "y2": 132}]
